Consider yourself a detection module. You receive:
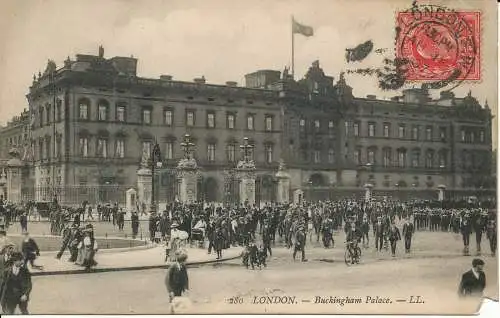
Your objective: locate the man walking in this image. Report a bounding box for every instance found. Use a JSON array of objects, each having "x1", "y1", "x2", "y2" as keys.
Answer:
[
  {"x1": 388, "y1": 222, "x2": 401, "y2": 257},
  {"x1": 374, "y1": 217, "x2": 385, "y2": 252},
  {"x1": 458, "y1": 258, "x2": 486, "y2": 298},
  {"x1": 402, "y1": 217, "x2": 414, "y2": 253},
  {"x1": 486, "y1": 219, "x2": 497, "y2": 257},
  {"x1": 461, "y1": 214, "x2": 472, "y2": 256},
  {"x1": 1, "y1": 252, "x2": 32, "y2": 314}
]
